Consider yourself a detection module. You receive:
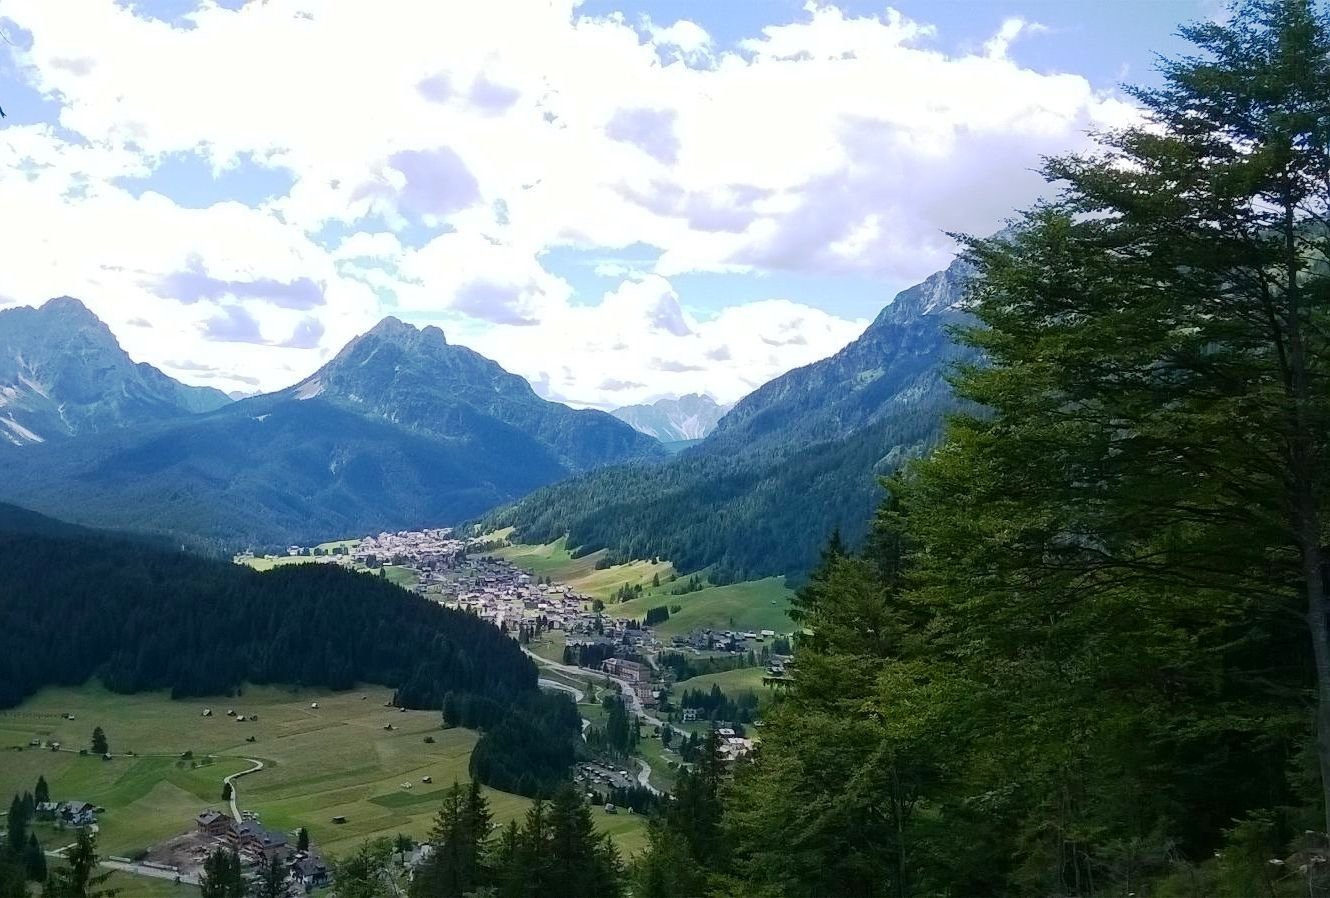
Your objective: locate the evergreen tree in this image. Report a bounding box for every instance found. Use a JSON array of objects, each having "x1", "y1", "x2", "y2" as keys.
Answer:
[
  {"x1": 411, "y1": 781, "x2": 492, "y2": 898},
  {"x1": 24, "y1": 833, "x2": 45, "y2": 884},
  {"x1": 631, "y1": 825, "x2": 708, "y2": 898},
  {"x1": 332, "y1": 840, "x2": 393, "y2": 898},
  {"x1": 4, "y1": 795, "x2": 26, "y2": 862},
  {"x1": 255, "y1": 854, "x2": 288, "y2": 898},
  {"x1": 44, "y1": 829, "x2": 117, "y2": 898},
  {"x1": 545, "y1": 786, "x2": 624, "y2": 898},
  {"x1": 33, "y1": 776, "x2": 49, "y2": 806},
  {"x1": 90, "y1": 728, "x2": 107, "y2": 756},
  {"x1": 296, "y1": 828, "x2": 310, "y2": 853},
  {"x1": 198, "y1": 848, "x2": 244, "y2": 898}
]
